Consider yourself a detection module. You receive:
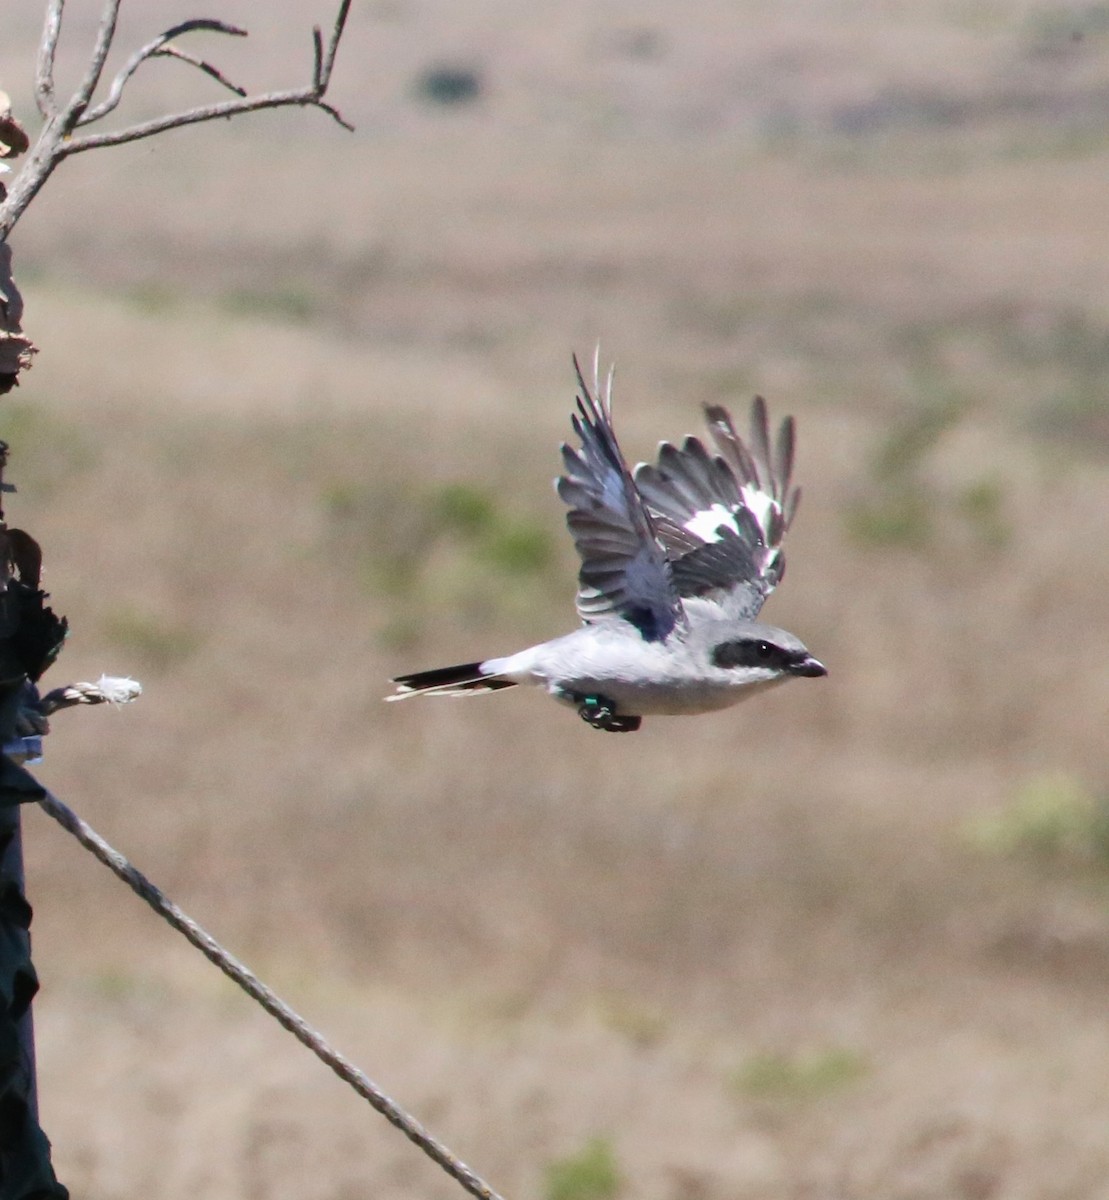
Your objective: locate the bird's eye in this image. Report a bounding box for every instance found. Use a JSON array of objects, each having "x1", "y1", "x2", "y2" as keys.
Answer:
[{"x1": 710, "y1": 637, "x2": 785, "y2": 670}]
